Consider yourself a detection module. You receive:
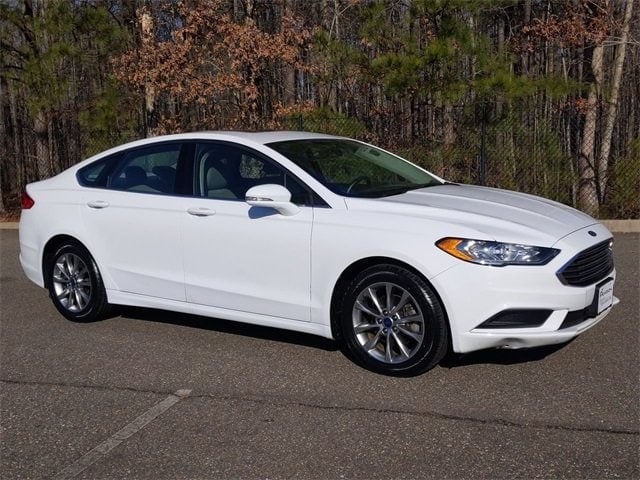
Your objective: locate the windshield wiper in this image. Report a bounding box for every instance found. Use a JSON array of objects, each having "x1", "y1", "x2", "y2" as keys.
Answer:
[
  {"x1": 348, "y1": 182, "x2": 440, "y2": 198},
  {"x1": 381, "y1": 182, "x2": 441, "y2": 196}
]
